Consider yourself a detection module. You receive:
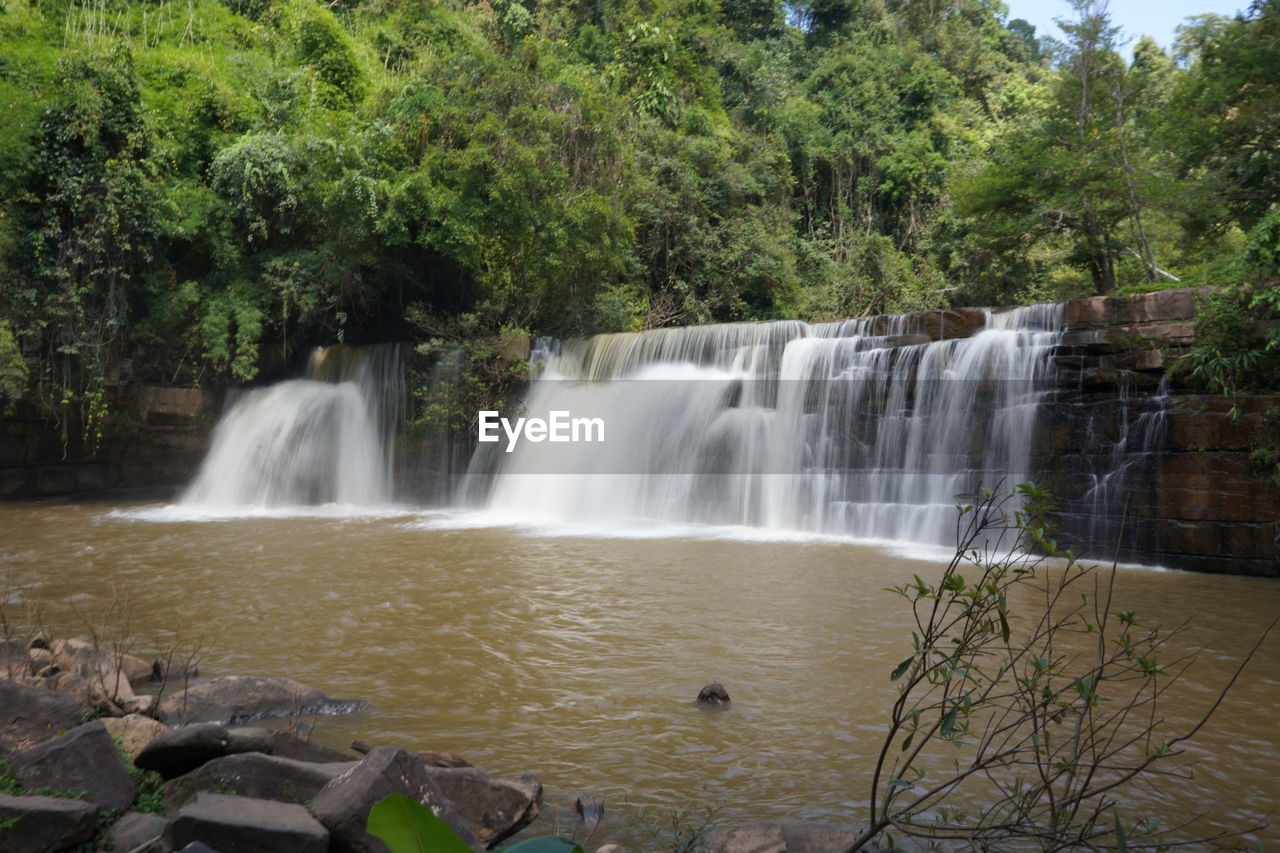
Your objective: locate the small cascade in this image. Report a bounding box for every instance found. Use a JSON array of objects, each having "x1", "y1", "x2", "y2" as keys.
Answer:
[
  {"x1": 472, "y1": 306, "x2": 1068, "y2": 545},
  {"x1": 1057, "y1": 378, "x2": 1171, "y2": 561},
  {"x1": 181, "y1": 344, "x2": 403, "y2": 508}
]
